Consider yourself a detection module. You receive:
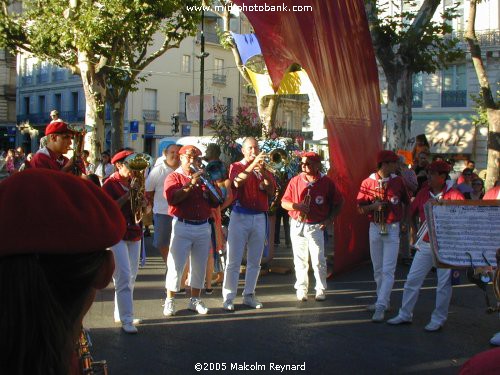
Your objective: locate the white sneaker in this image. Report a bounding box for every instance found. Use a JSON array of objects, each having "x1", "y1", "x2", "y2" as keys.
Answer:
[
  {"x1": 372, "y1": 306, "x2": 385, "y2": 322},
  {"x1": 163, "y1": 298, "x2": 176, "y2": 316},
  {"x1": 424, "y1": 321, "x2": 442, "y2": 332},
  {"x1": 315, "y1": 291, "x2": 326, "y2": 301},
  {"x1": 223, "y1": 300, "x2": 235, "y2": 311},
  {"x1": 243, "y1": 294, "x2": 263, "y2": 309},
  {"x1": 490, "y1": 332, "x2": 500, "y2": 346},
  {"x1": 122, "y1": 323, "x2": 138, "y2": 334},
  {"x1": 188, "y1": 298, "x2": 209, "y2": 315},
  {"x1": 115, "y1": 318, "x2": 142, "y2": 325},
  {"x1": 296, "y1": 290, "x2": 308, "y2": 302},
  {"x1": 387, "y1": 315, "x2": 412, "y2": 325}
]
